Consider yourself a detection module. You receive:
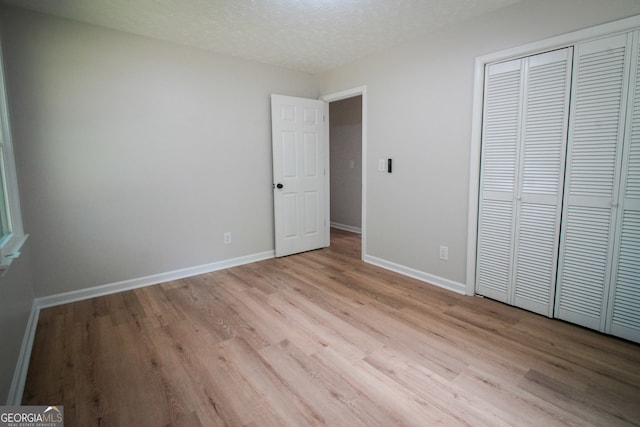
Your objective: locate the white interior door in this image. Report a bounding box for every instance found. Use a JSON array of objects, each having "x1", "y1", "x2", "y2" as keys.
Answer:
[{"x1": 271, "y1": 94, "x2": 329, "y2": 257}]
